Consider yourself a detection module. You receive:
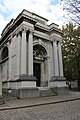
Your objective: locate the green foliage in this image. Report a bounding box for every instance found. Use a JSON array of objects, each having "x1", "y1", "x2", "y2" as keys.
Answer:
[{"x1": 62, "y1": 23, "x2": 80, "y2": 81}]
